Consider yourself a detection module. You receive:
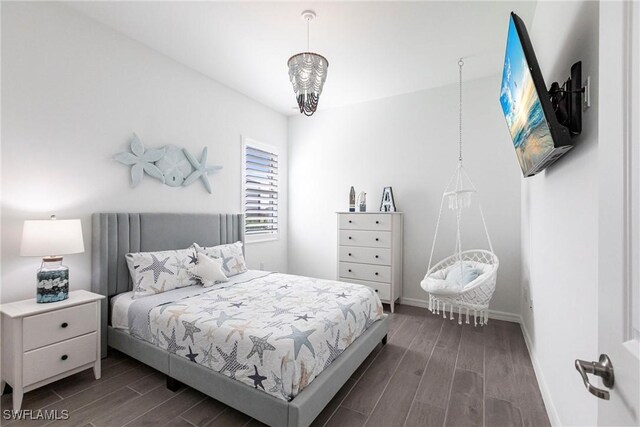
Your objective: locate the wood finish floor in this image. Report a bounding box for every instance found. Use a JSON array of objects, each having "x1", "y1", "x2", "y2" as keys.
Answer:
[{"x1": 1, "y1": 305, "x2": 549, "y2": 427}]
